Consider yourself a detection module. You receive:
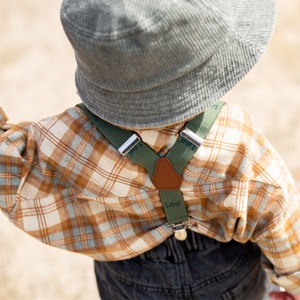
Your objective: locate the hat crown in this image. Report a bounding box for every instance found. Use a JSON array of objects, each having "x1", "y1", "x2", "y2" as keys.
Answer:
[
  {"x1": 61, "y1": 0, "x2": 238, "y2": 92},
  {"x1": 61, "y1": 0, "x2": 275, "y2": 129}
]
